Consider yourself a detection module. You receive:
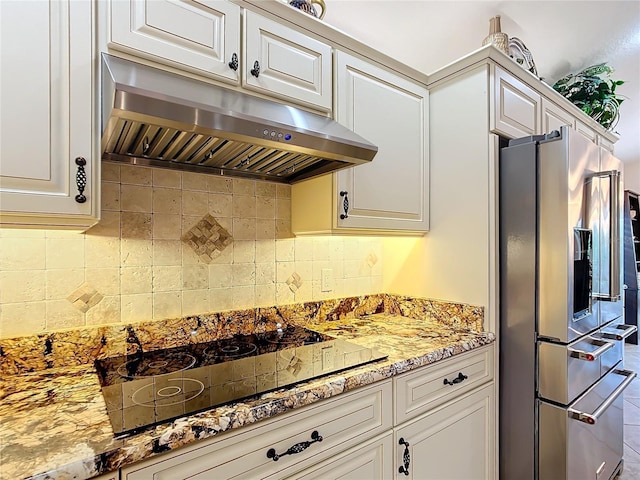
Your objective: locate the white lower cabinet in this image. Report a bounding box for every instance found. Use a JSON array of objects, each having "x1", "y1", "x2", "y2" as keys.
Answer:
[
  {"x1": 118, "y1": 346, "x2": 496, "y2": 480},
  {"x1": 393, "y1": 383, "x2": 495, "y2": 480},
  {"x1": 392, "y1": 345, "x2": 496, "y2": 480},
  {"x1": 121, "y1": 380, "x2": 392, "y2": 479}
]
